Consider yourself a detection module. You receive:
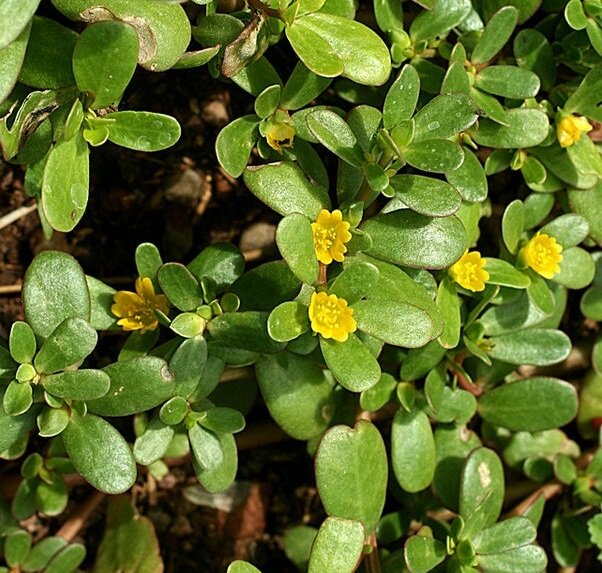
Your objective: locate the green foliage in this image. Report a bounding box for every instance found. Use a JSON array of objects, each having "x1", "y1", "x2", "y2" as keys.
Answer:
[{"x1": 3, "y1": 0, "x2": 602, "y2": 572}]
